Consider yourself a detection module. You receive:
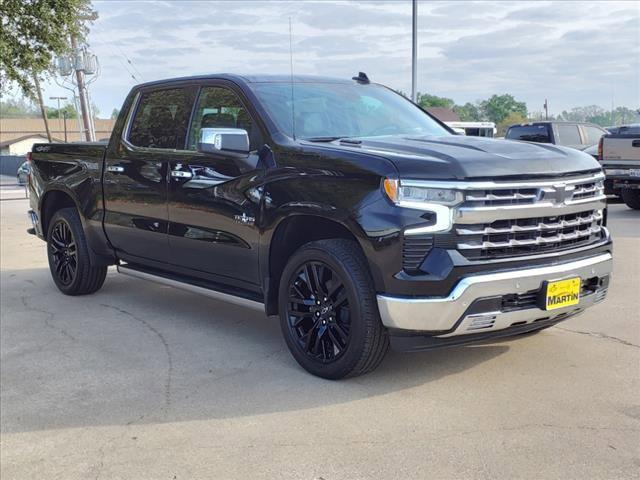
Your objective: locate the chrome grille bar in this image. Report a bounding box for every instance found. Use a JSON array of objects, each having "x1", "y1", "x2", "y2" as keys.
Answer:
[
  {"x1": 456, "y1": 211, "x2": 603, "y2": 236},
  {"x1": 458, "y1": 225, "x2": 602, "y2": 250}
]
